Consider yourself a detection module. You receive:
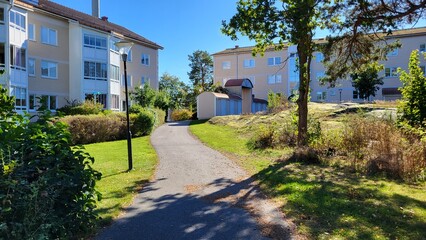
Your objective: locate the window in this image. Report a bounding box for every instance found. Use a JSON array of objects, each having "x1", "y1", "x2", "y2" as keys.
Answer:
[
  {"x1": 28, "y1": 58, "x2": 35, "y2": 76},
  {"x1": 84, "y1": 34, "x2": 107, "y2": 49},
  {"x1": 41, "y1": 26, "x2": 57, "y2": 45},
  {"x1": 29, "y1": 94, "x2": 57, "y2": 110},
  {"x1": 9, "y1": 11, "x2": 26, "y2": 30},
  {"x1": 84, "y1": 61, "x2": 107, "y2": 80},
  {"x1": 141, "y1": 76, "x2": 150, "y2": 86},
  {"x1": 110, "y1": 39, "x2": 119, "y2": 52},
  {"x1": 316, "y1": 53, "x2": 324, "y2": 62},
  {"x1": 267, "y1": 74, "x2": 282, "y2": 84},
  {"x1": 268, "y1": 57, "x2": 281, "y2": 66},
  {"x1": 111, "y1": 94, "x2": 120, "y2": 109},
  {"x1": 387, "y1": 48, "x2": 398, "y2": 56},
  {"x1": 222, "y1": 61, "x2": 231, "y2": 70},
  {"x1": 11, "y1": 86, "x2": 27, "y2": 110},
  {"x1": 127, "y1": 50, "x2": 132, "y2": 61},
  {"x1": 110, "y1": 65, "x2": 120, "y2": 81},
  {"x1": 141, "y1": 54, "x2": 150, "y2": 65},
  {"x1": 243, "y1": 59, "x2": 255, "y2": 68},
  {"x1": 0, "y1": 8, "x2": 4, "y2": 24},
  {"x1": 316, "y1": 91, "x2": 327, "y2": 101},
  {"x1": 121, "y1": 74, "x2": 132, "y2": 86},
  {"x1": 10, "y1": 45, "x2": 26, "y2": 70},
  {"x1": 85, "y1": 93, "x2": 107, "y2": 108},
  {"x1": 28, "y1": 23, "x2": 35, "y2": 41},
  {"x1": 353, "y1": 90, "x2": 360, "y2": 99},
  {"x1": 420, "y1": 44, "x2": 426, "y2": 53},
  {"x1": 385, "y1": 67, "x2": 398, "y2": 78},
  {"x1": 0, "y1": 43, "x2": 5, "y2": 66},
  {"x1": 41, "y1": 61, "x2": 57, "y2": 79}
]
